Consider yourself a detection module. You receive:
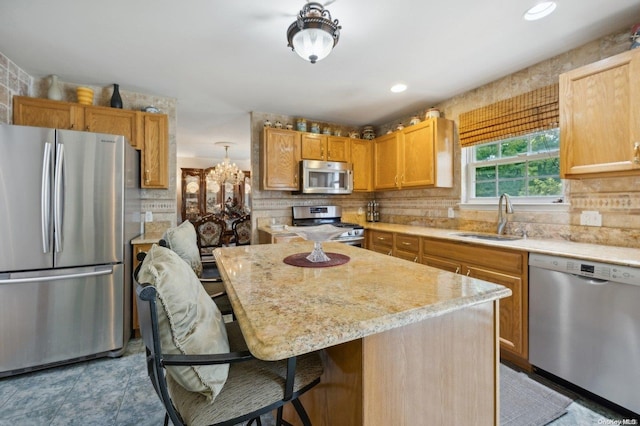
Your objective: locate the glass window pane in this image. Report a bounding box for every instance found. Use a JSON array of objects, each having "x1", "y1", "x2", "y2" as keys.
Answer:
[
  {"x1": 475, "y1": 144, "x2": 498, "y2": 161},
  {"x1": 531, "y1": 129, "x2": 560, "y2": 153},
  {"x1": 528, "y1": 177, "x2": 562, "y2": 196},
  {"x1": 528, "y1": 158, "x2": 560, "y2": 177},
  {"x1": 469, "y1": 128, "x2": 562, "y2": 200},
  {"x1": 501, "y1": 137, "x2": 528, "y2": 157},
  {"x1": 475, "y1": 181, "x2": 496, "y2": 197},
  {"x1": 498, "y1": 179, "x2": 525, "y2": 196},
  {"x1": 475, "y1": 165, "x2": 496, "y2": 180},
  {"x1": 498, "y1": 162, "x2": 525, "y2": 178}
]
